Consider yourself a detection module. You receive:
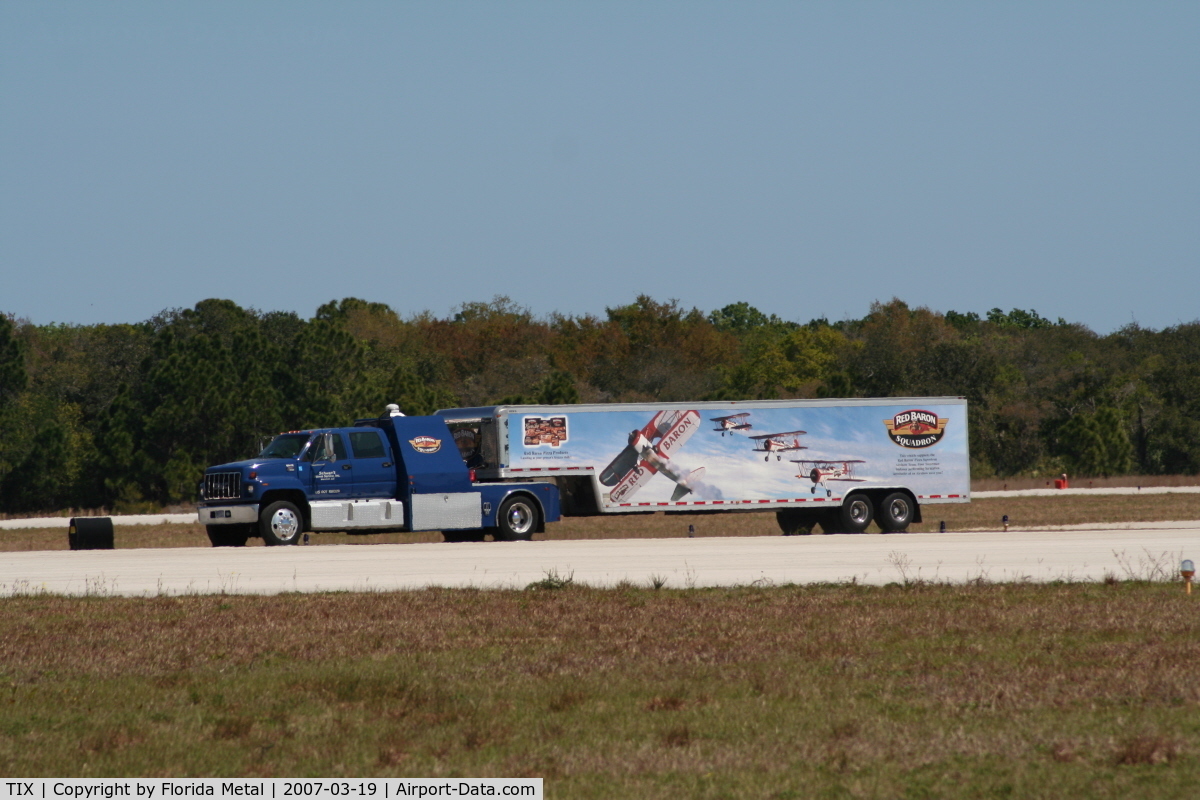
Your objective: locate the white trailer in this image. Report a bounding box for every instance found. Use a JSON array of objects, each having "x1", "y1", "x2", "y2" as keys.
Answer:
[{"x1": 437, "y1": 397, "x2": 969, "y2": 534}]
